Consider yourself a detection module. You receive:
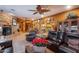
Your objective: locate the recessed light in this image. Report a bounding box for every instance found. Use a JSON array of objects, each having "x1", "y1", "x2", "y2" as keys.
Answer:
[
  {"x1": 41, "y1": 14, "x2": 44, "y2": 18},
  {"x1": 66, "y1": 5, "x2": 72, "y2": 9},
  {"x1": 32, "y1": 19, "x2": 34, "y2": 20}
]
